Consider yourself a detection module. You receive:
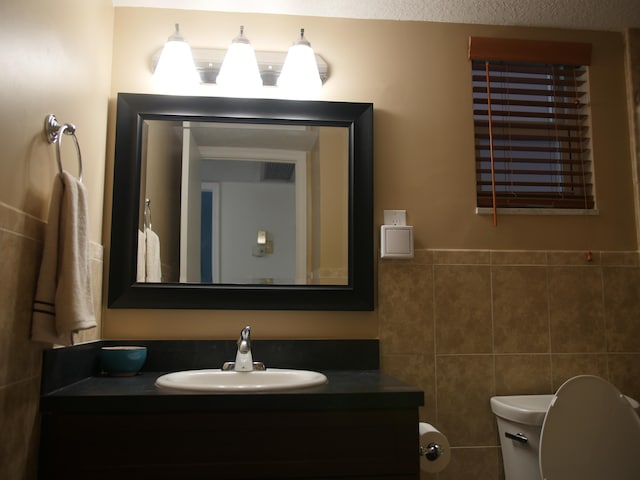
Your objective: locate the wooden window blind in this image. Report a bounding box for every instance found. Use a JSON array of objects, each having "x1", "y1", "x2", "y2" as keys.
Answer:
[{"x1": 468, "y1": 37, "x2": 593, "y2": 223}]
